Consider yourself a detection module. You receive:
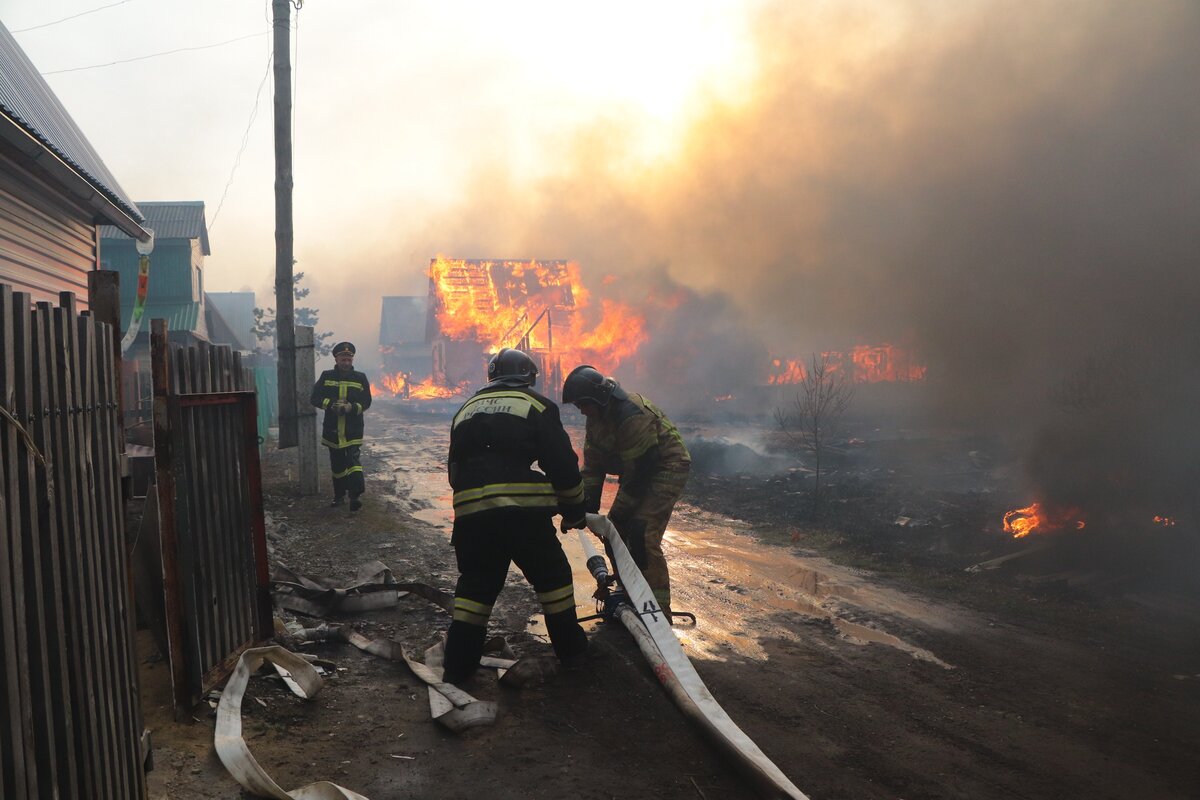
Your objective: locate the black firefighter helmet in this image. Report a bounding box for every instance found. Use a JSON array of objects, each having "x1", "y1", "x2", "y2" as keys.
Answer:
[
  {"x1": 487, "y1": 347, "x2": 538, "y2": 388},
  {"x1": 562, "y1": 365, "x2": 626, "y2": 407}
]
